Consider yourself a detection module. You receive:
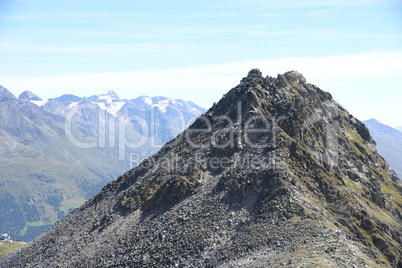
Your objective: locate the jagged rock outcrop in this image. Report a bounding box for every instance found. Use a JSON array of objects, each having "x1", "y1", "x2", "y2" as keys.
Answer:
[{"x1": 2, "y1": 70, "x2": 402, "y2": 267}]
